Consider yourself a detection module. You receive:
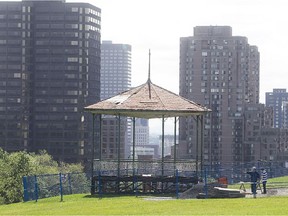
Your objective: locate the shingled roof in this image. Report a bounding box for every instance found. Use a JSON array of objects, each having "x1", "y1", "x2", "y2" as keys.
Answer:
[{"x1": 84, "y1": 80, "x2": 210, "y2": 119}]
